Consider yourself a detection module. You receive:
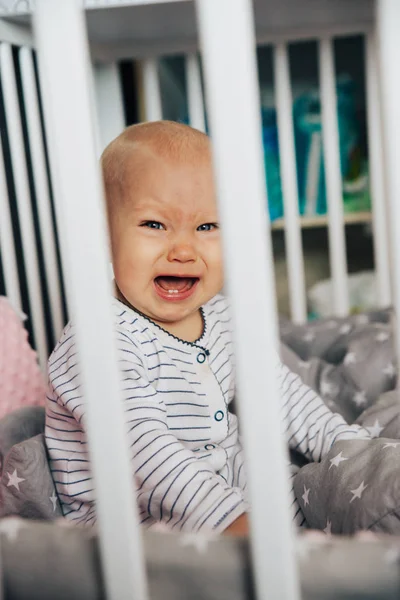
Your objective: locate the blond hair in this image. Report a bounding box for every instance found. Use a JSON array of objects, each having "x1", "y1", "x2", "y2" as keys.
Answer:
[{"x1": 101, "y1": 120, "x2": 210, "y2": 219}]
